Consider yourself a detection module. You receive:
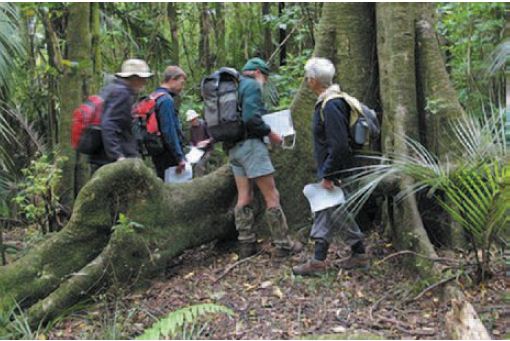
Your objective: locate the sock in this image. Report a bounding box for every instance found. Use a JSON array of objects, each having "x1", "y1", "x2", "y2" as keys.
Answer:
[
  {"x1": 351, "y1": 241, "x2": 365, "y2": 254},
  {"x1": 314, "y1": 240, "x2": 329, "y2": 261}
]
